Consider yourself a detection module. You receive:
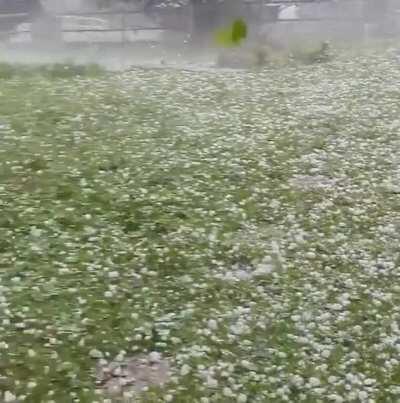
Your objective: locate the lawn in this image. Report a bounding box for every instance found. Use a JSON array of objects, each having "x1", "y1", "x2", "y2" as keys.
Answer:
[{"x1": 1, "y1": 49, "x2": 400, "y2": 402}]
